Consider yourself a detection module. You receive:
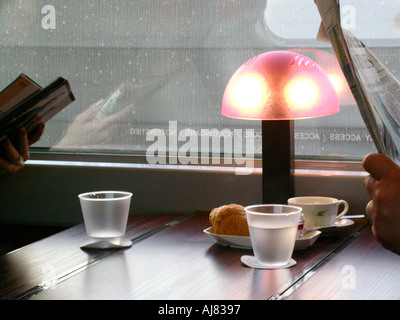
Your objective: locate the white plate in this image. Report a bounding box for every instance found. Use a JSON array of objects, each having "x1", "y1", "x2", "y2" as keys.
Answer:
[
  {"x1": 304, "y1": 218, "x2": 354, "y2": 233},
  {"x1": 203, "y1": 227, "x2": 321, "y2": 250},
  {"x1": 204, "y1": 227, "x2": 251, "y2": 249},
  {"x1": 294, "y1": 230, "x2": 321, "y2": 250}
]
